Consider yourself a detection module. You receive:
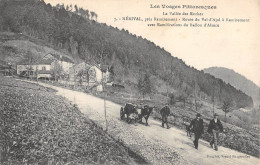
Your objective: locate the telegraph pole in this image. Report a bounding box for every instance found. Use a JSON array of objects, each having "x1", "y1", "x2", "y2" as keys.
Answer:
[
  {"x1": 212, "y1": 82, "x2": 216, "y2": 117},
  {"x1": 102, "y1": 72, "x2": 108, "y2": 131}
]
